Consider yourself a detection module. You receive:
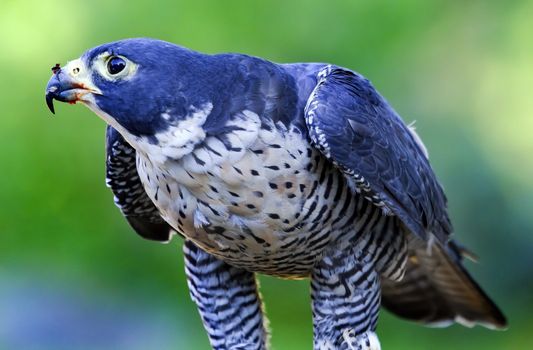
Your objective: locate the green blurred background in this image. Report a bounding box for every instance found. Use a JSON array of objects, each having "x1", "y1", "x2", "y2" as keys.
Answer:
[{"x1": 1, "y1": 0, "x2": 532, "y2": 349}]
